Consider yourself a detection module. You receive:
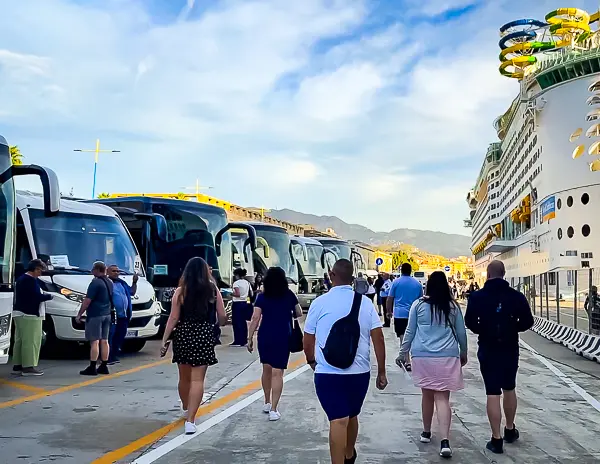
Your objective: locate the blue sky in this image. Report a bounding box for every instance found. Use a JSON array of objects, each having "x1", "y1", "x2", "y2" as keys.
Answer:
[{"x1": 1, "y1": 0, "x2": 598, "y2": 235}]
